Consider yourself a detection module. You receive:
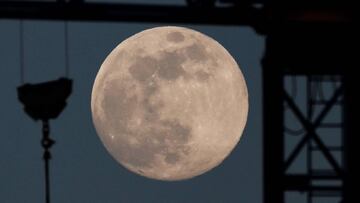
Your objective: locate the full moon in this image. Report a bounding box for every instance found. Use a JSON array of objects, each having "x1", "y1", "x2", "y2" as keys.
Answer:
[{"x1": 91, "y1": 26, "x2": 248, "y2": 181}]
